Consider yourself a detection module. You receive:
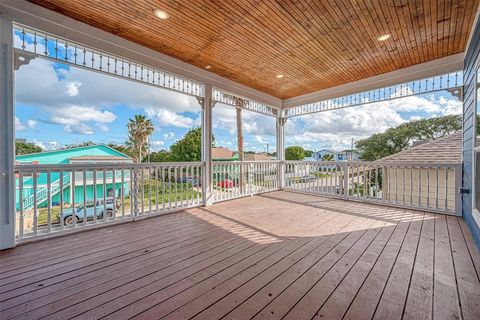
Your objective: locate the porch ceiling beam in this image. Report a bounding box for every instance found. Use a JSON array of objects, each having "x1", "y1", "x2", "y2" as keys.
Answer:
[
  {"x1": 282, "y1": 54, "x2": 464, "y2": 109},
  {"x1": 0, "y1": 0, "x2": 283, "y2": 109}
]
